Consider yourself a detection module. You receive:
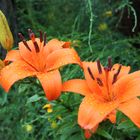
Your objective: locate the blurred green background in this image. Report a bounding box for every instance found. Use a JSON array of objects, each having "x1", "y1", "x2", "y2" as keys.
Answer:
[{"x1": 0, "y1": 0, "x2": 140, "y2": 139}]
